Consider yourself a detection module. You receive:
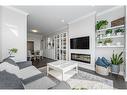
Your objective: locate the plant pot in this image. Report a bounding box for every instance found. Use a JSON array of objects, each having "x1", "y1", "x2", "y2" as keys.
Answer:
[
  {"x1": 117, "y1": 32, "x2": 122, "y2": 36},
  {"x1": 106, "y1": 33, "x2": 111, "y2": 37},
  {"x1": 98, "y1": 43, "x2": 102, "y2": 46},
  {"x1": 111, "y1": 64, "x2": 120, "y2": 74},
  {"x1": 106, "y1": 43, "x2": 111, "y2": 46}
]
